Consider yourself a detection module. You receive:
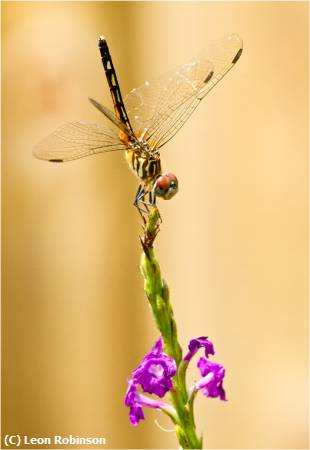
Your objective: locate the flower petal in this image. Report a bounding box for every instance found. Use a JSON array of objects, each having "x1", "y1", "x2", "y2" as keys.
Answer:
[
  {"x1": 131, "y1": 337, "x2": 176, "y2": 397},
  {"x1": 184, "y1": 337, "x2": 215, "y2": 362},
  {"x1": 125, "y1": 377, "x2": 175, "y2": 425},
  {"x1": 196, "y1": 357, "x2": 226, "y2": 401}
]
